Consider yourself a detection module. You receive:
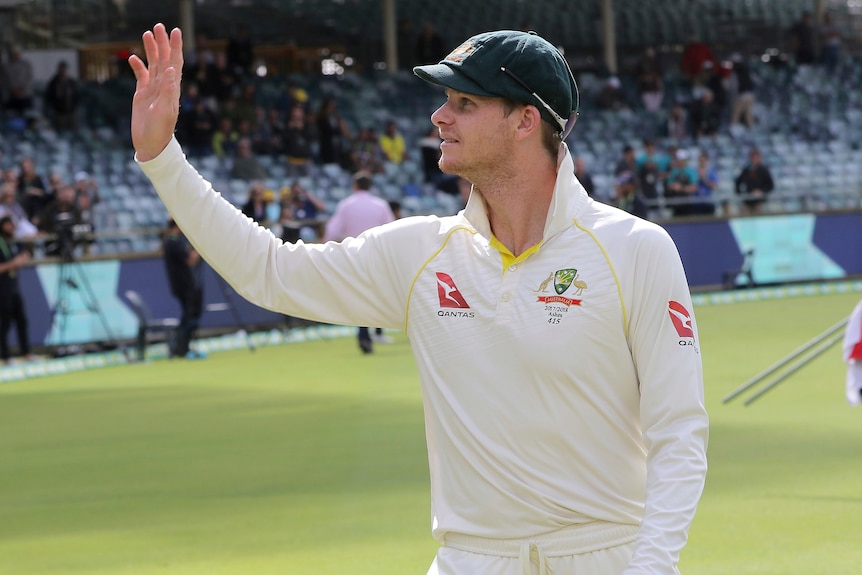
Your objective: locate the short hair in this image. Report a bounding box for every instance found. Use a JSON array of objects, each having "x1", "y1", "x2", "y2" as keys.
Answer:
[
  {"x1": 353, "y1": 171, "x2": 373, "y2": 191},
  {"x1": 500, "y1": 98, "x2": 562, "y2": 160},
  {"x1": 0, "y1": 215, "x2": 13, "y2": 228}
]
